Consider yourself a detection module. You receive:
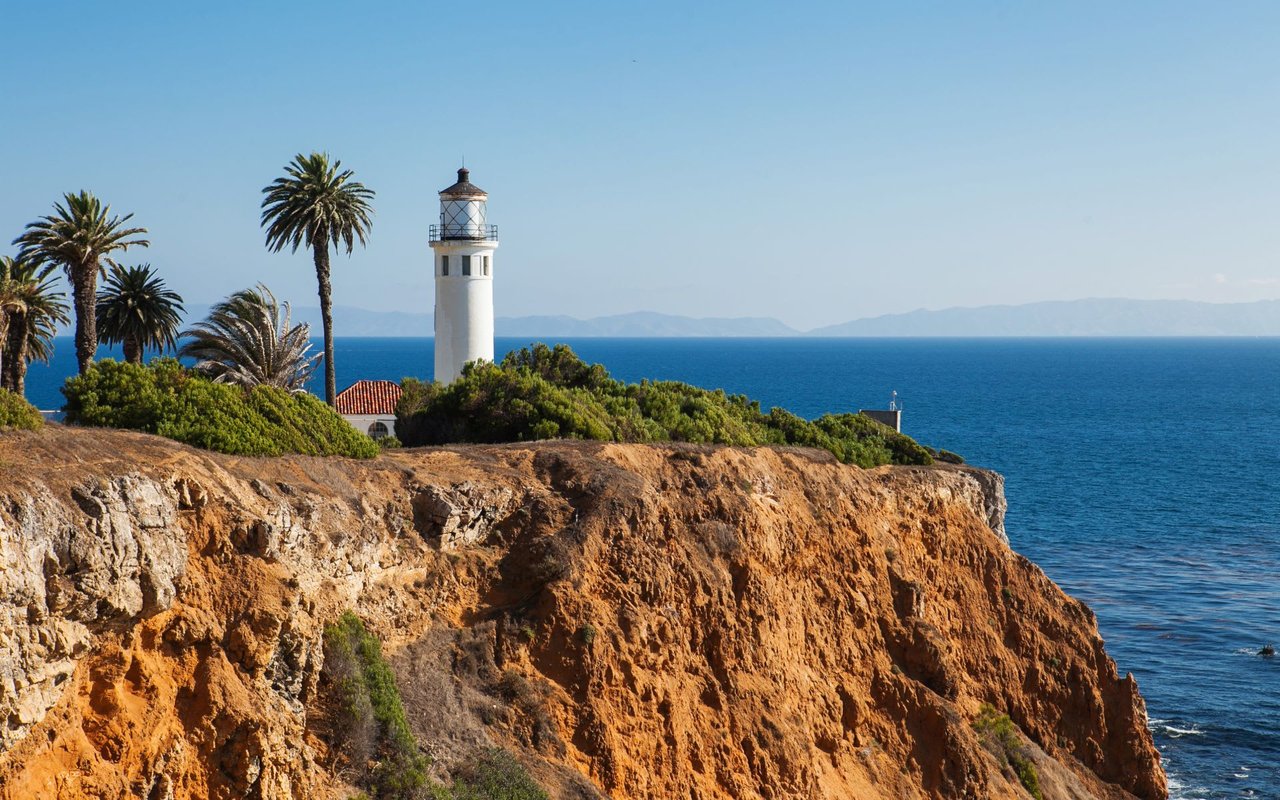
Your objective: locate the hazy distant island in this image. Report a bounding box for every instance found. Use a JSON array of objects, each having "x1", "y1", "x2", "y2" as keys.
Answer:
[{"x1": 167, "y1": 298, "x2": 1280, "y2": 338}]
